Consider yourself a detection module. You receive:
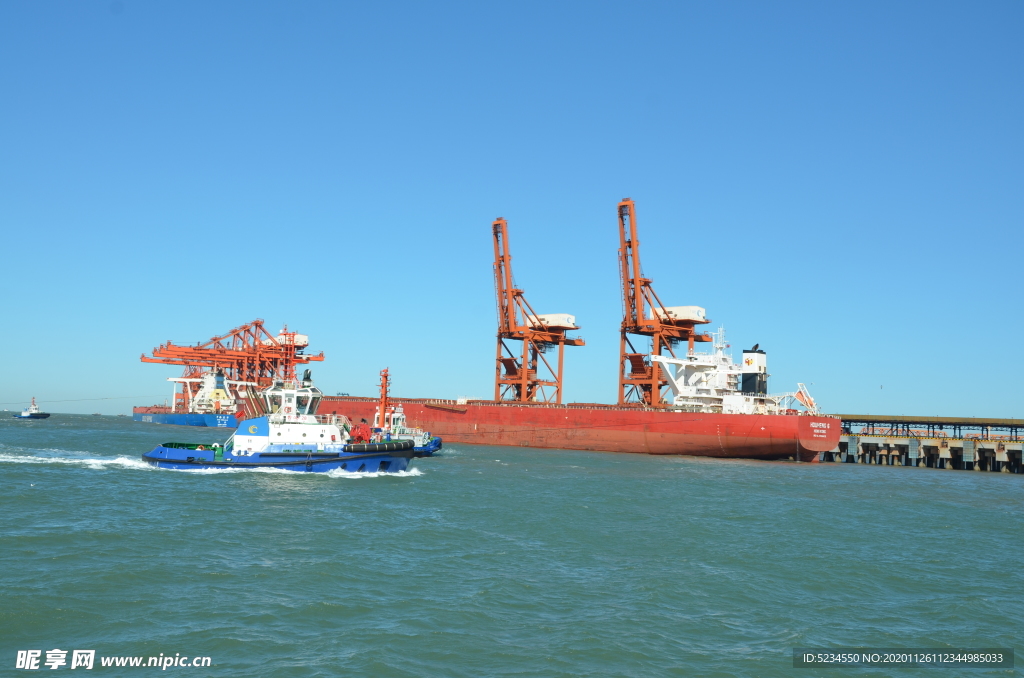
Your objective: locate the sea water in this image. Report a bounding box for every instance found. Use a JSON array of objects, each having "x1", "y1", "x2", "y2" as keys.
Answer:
[{"x1": 1, "y1": 415, "x2": 1020, "y2": 676}]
